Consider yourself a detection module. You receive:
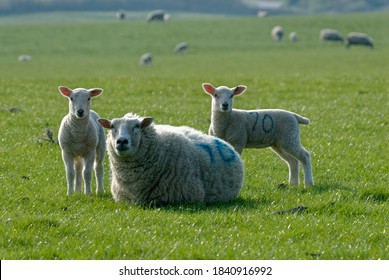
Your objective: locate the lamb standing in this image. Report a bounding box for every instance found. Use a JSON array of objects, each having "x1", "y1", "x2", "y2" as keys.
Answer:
[
  {"x1": 58, "y1": 86, "x2": 106, "y2": 195},
  {"x1": 98, "y1": 113, "x2": 244, "y2": 206},
  {"x1": 202, "y1": 83, "x2": 314, "y2": 186}
]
